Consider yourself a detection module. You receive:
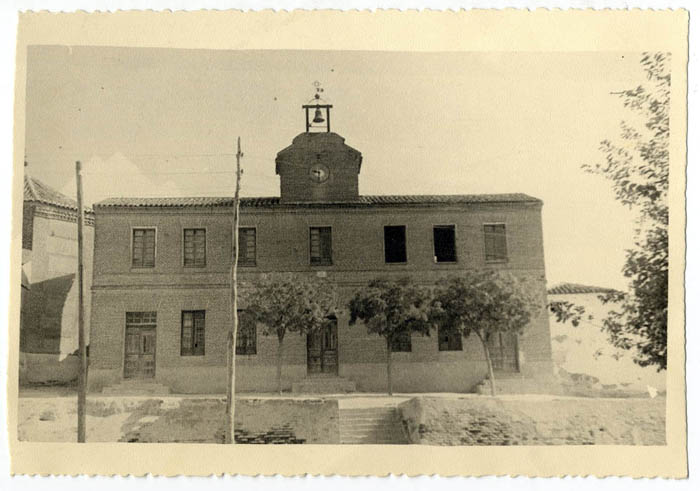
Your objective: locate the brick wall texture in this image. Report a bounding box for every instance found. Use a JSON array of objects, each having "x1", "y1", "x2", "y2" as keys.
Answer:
[{"x1": 89, "y1": 198, "x2": 553, "y2": 393}]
